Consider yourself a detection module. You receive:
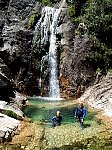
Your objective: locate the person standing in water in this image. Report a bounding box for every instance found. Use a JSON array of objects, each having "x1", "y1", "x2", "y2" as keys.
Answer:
[
  {"x1": 74, "y1": 103, "x2": 86, "y2": 128},
  {"x1": 51, "y1": 111, "x2": 62, "y2": 127}
]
